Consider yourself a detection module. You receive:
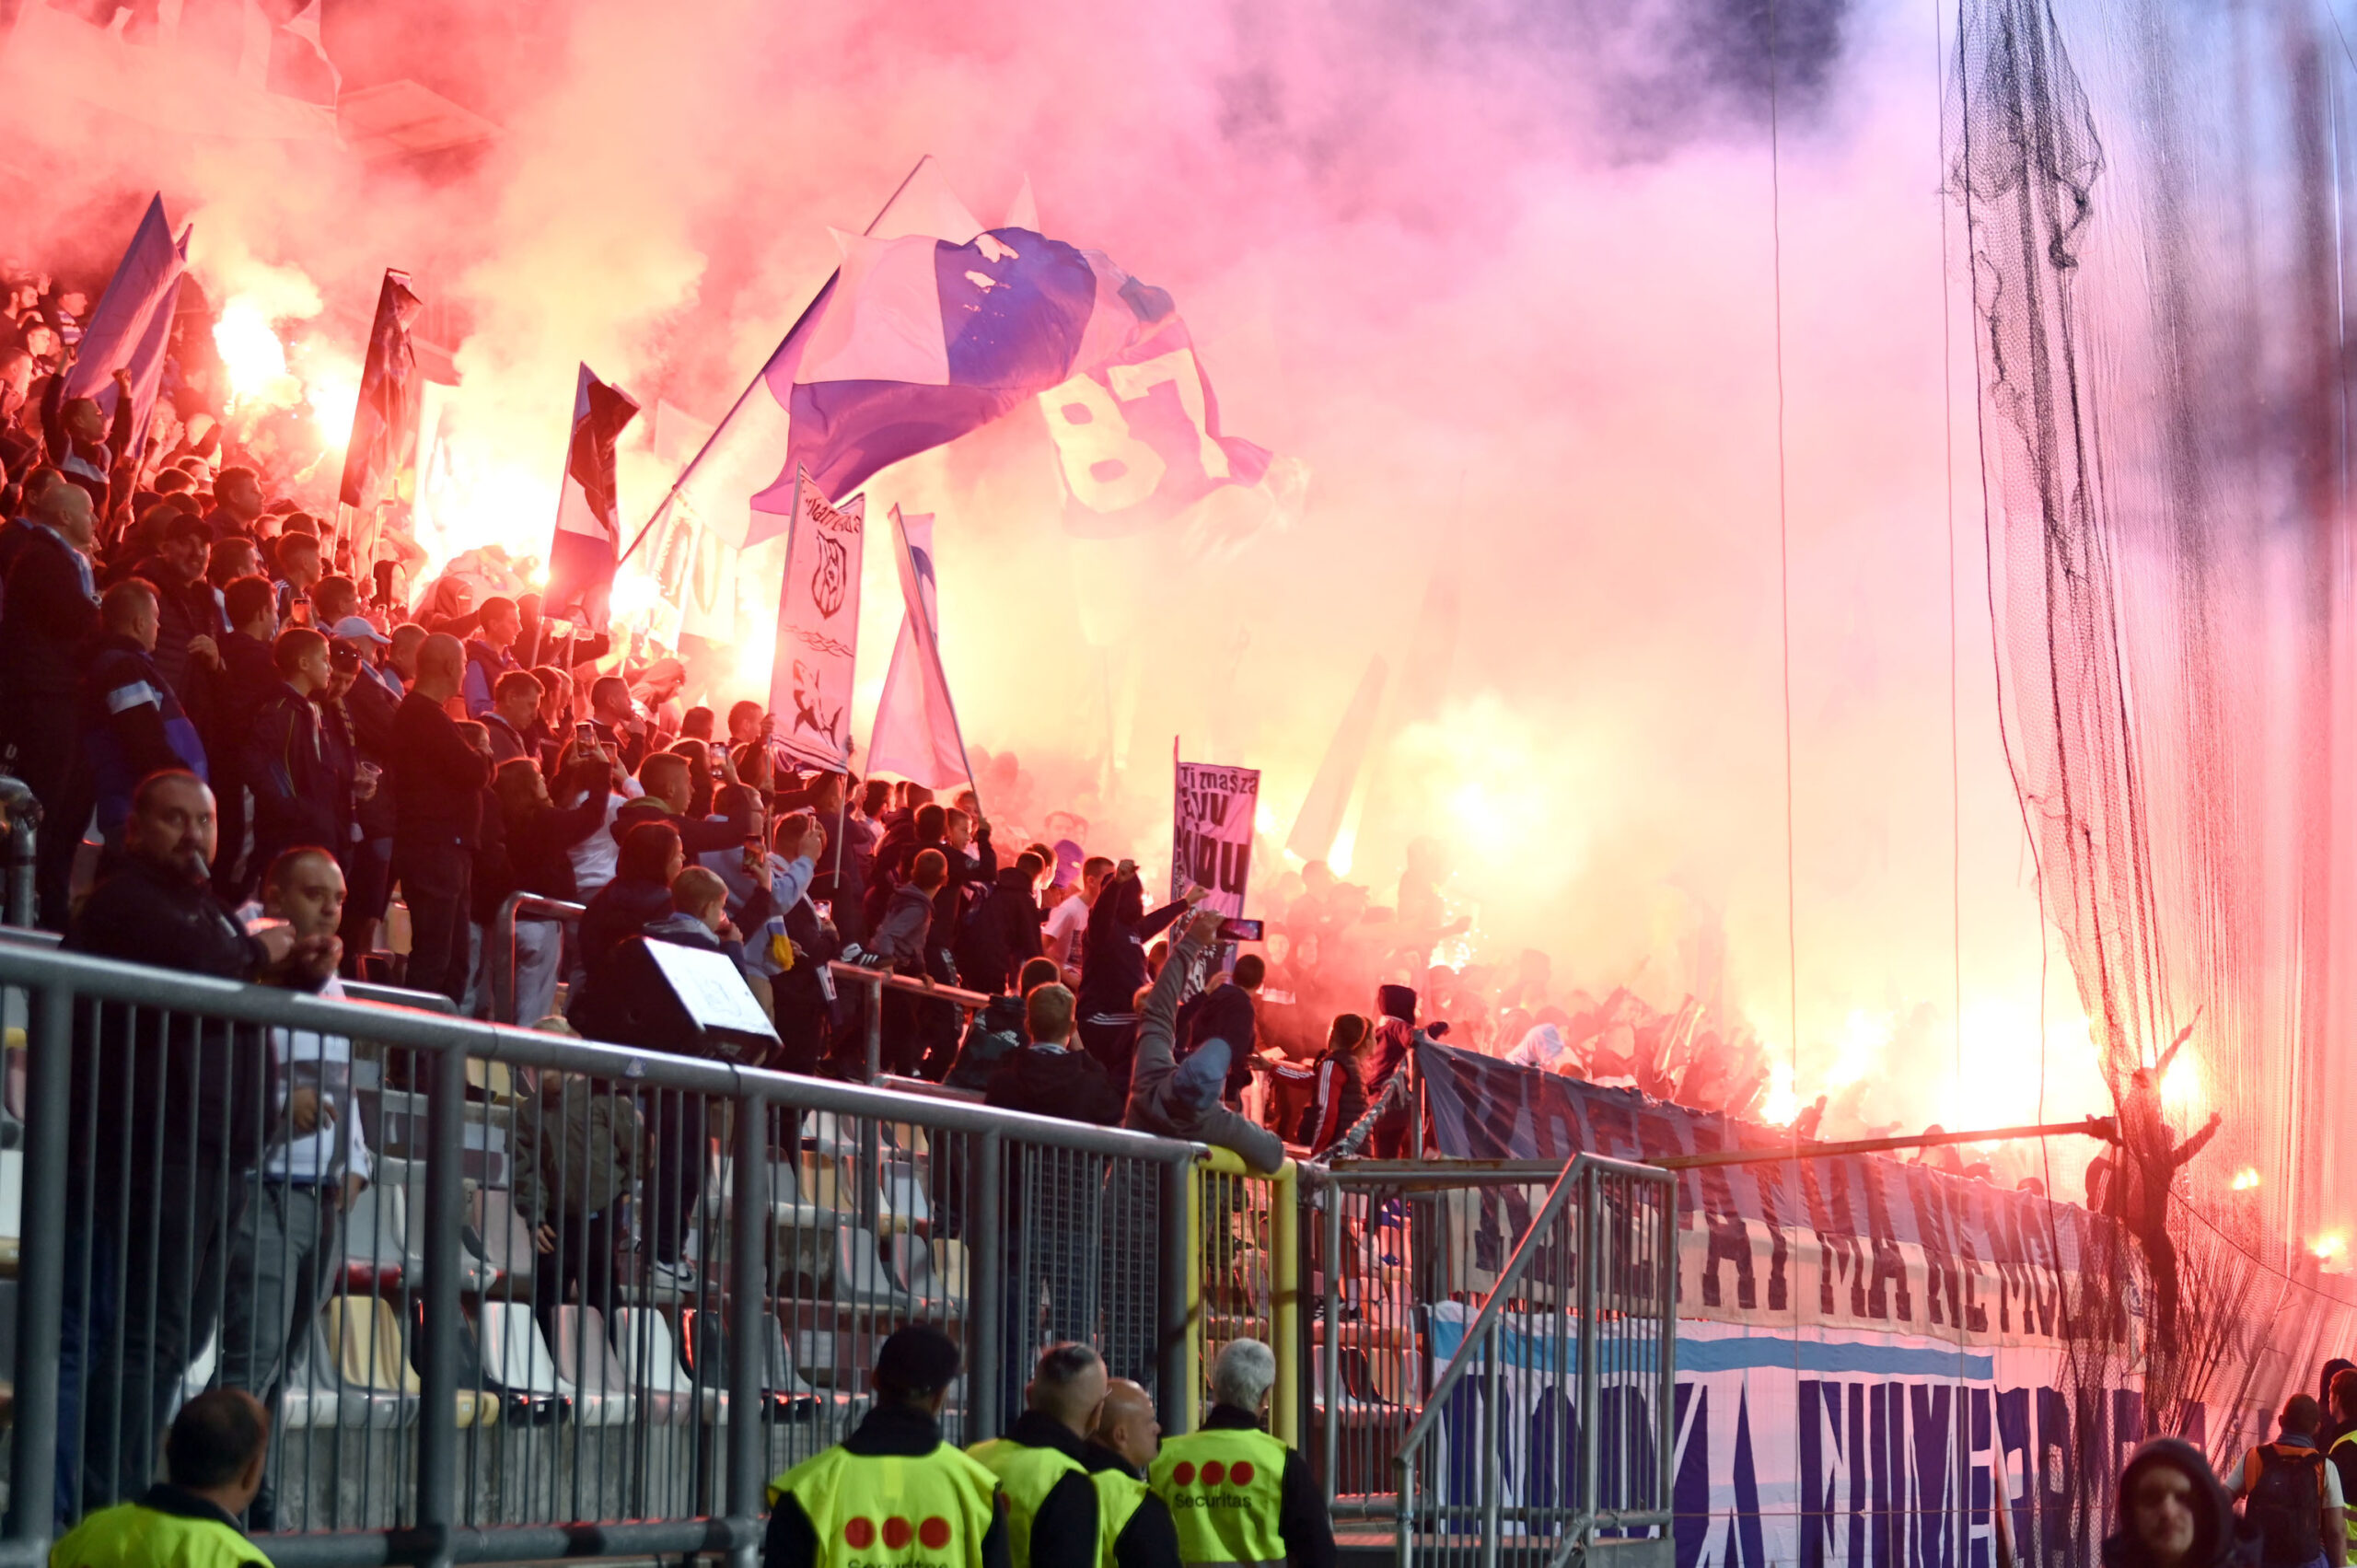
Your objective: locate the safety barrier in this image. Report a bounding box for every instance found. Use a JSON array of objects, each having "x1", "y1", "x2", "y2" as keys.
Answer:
[
  {"x1": 483, "y1": 894, "x2": 585, "y2": 1028},
  {"x1": 823, "y1": 962, "x2": 993, "y2": 1083},
  {"x1": 1392, "y1": 1154, "x2": 1679, "y2": 1568},
  {"x1": 1181, "y1": 1151, "x2": 1299, "y2": 1438},
  {"x1": 1301, "y1": 1159, "x2": 1573, "y2": 1515},
  {"x1": 0, "y1": 939, "x2": 1231, "y2": 1568}
]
